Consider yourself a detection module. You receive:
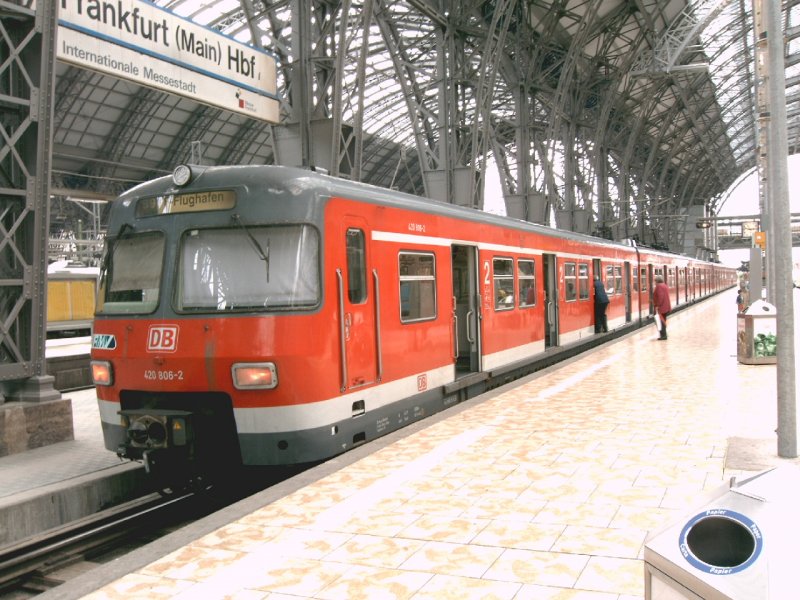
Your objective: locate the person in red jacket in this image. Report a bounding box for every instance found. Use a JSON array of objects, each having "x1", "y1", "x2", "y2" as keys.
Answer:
[{"x1": 653, "y1": 275, "x2": 672, "y2": 340}]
